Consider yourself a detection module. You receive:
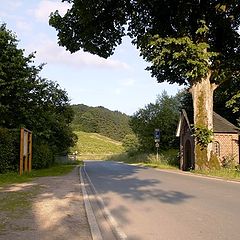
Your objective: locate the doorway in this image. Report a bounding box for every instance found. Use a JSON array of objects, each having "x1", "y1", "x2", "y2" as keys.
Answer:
[{"x1": 184, "y1": 139, "x2": 192, "y2": 171}]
